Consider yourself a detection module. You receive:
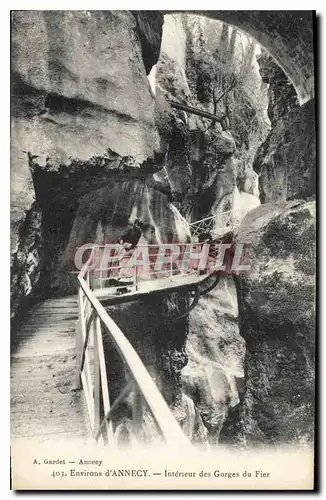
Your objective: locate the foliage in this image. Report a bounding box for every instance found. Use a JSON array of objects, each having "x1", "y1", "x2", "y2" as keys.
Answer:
[{"x1": 185, "y1": 18, "x2": 270, "y2": 163}]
